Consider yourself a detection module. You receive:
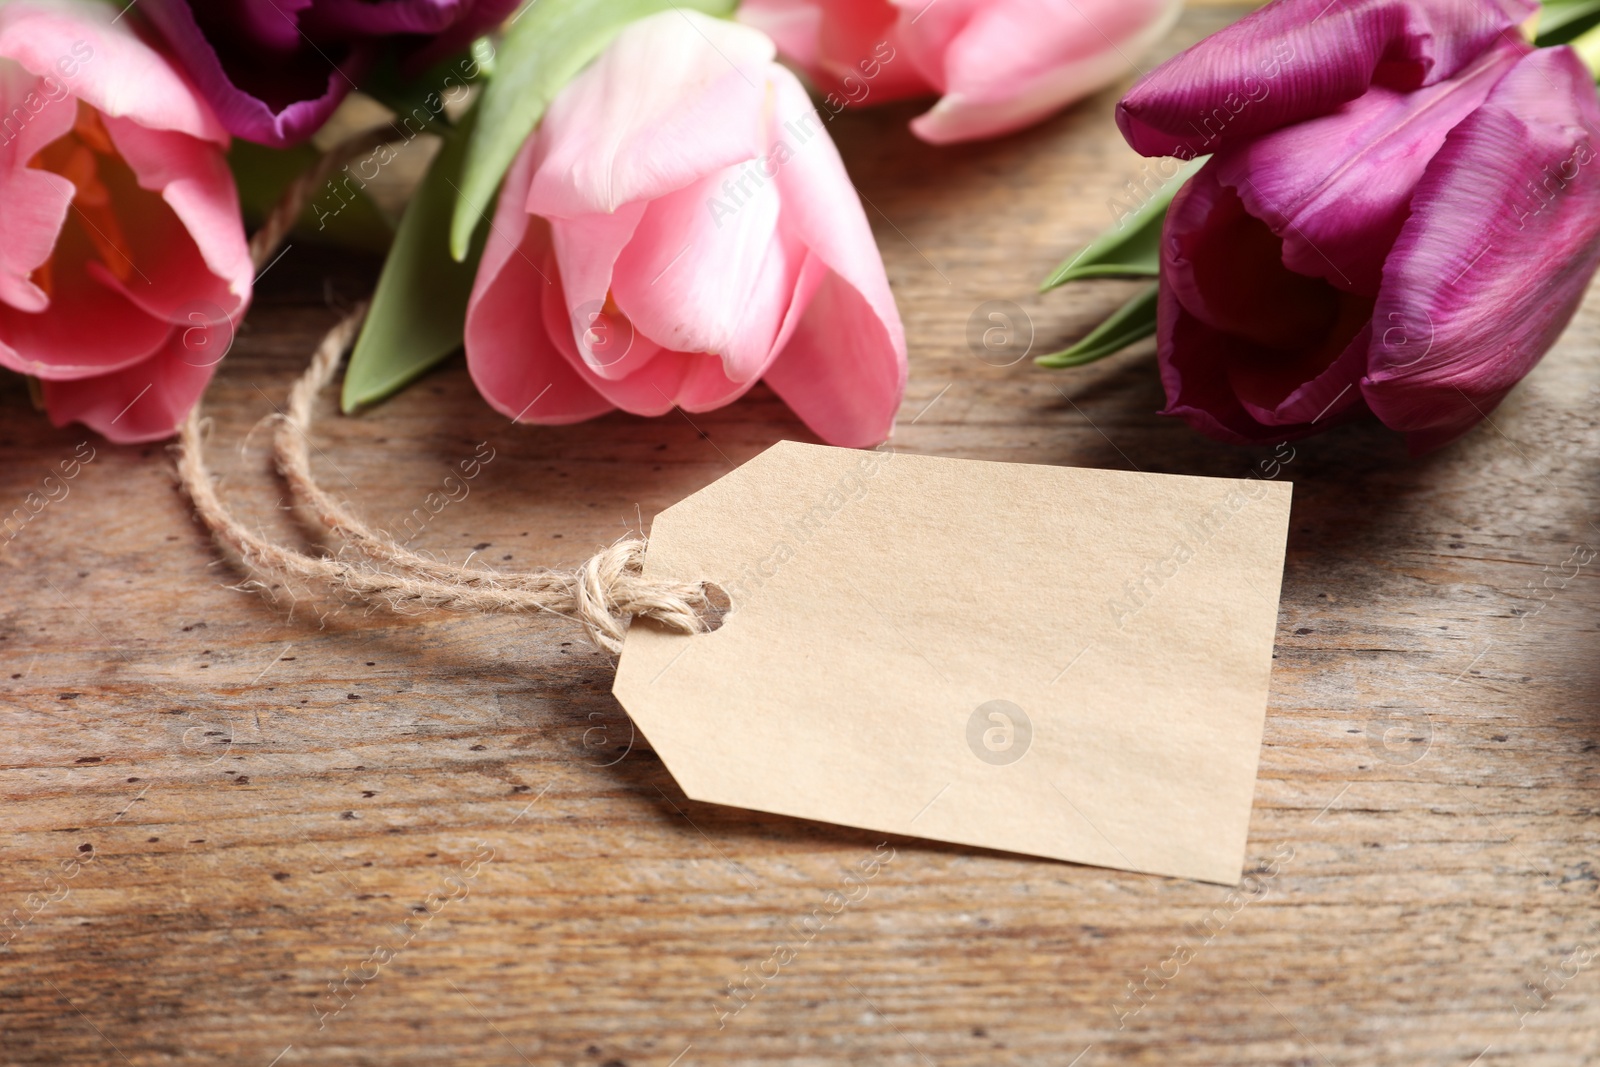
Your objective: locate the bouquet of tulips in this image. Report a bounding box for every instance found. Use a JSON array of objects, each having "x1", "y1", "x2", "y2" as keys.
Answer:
[
  {"x1": 0, "y1": 0, "x2": 1179, "y2": 446},
  {"x1": 2, "y1": 0, "x2": 1598, "y2": 457}
]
